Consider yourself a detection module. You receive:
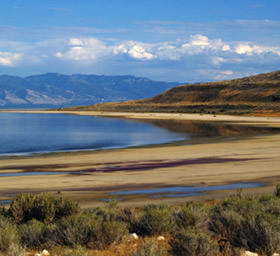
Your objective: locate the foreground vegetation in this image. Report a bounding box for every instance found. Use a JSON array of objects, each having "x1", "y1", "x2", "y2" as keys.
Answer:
[{"x1": 1, "y1": 186, "x2": 280, "y2": 256}]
